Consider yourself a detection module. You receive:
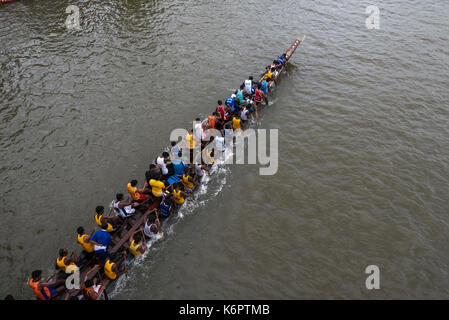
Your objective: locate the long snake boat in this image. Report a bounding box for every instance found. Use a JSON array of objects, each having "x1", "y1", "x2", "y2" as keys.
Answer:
[{"x1": 32, "y1": 37, "x2": 305, "y2": 300}]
